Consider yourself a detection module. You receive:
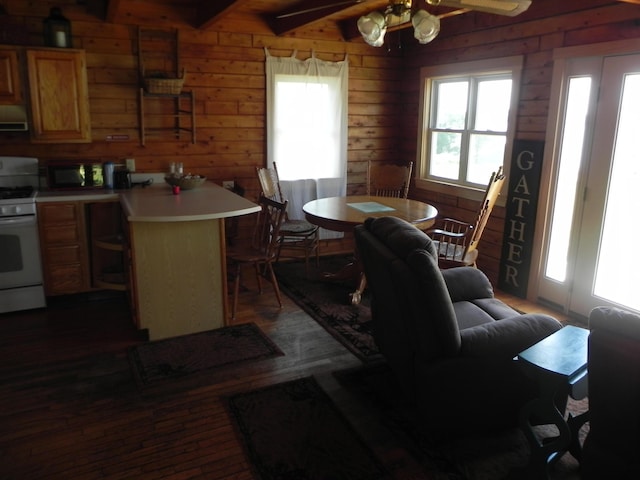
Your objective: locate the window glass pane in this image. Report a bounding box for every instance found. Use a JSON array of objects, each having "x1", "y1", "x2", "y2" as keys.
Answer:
[
  {"x1": 467, "y1": 134, "x2": 506, "y2": 184},
  {"x1": 475, "y1": 79, "x2": 512, "y2": 131},
  {"x1": 429, "y1": 131, "x2": 461, "y2": 179},
  {"x1": 434, "y1": 81, "x2": 468, "y2": 129},
  {"x1": 545, "y1": 76, "x2": 592, "y2": 282}
]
